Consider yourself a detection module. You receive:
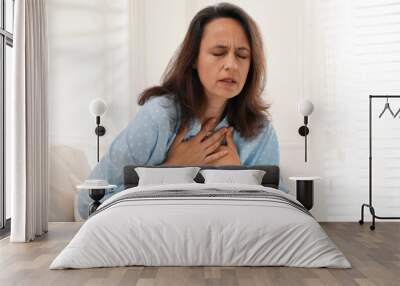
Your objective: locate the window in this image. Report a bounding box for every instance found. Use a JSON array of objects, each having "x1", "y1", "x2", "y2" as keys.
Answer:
[{"x1": 0, "y1": 0, "x2": 14, "y2": 235}]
